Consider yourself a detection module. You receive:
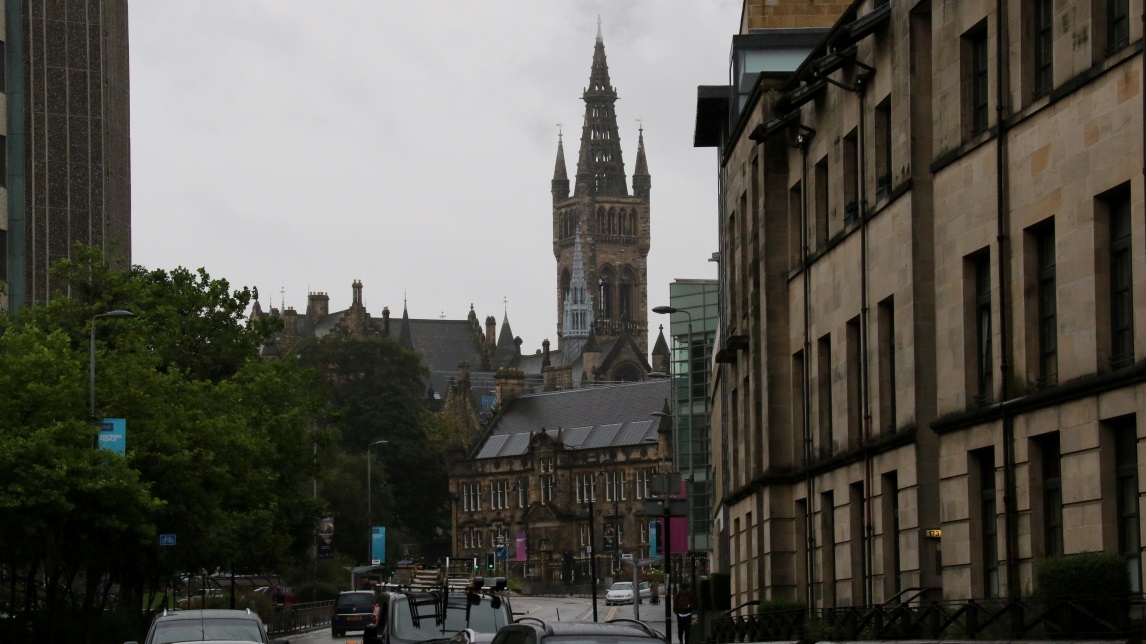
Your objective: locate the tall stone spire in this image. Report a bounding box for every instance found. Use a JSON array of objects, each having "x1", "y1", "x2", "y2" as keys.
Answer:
[
  {"x1": 552, "y1": 130, "x2": 569, "y2": 202},
  {"x1": 574, "y1": 20, "x2": 628, "y2": 198},
  {"x1": 633, "y1": 125, "x2": 650, "y2": 199},
  {"x1": 561, "y1": 226, "x2": 595, "y2": 341}
]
